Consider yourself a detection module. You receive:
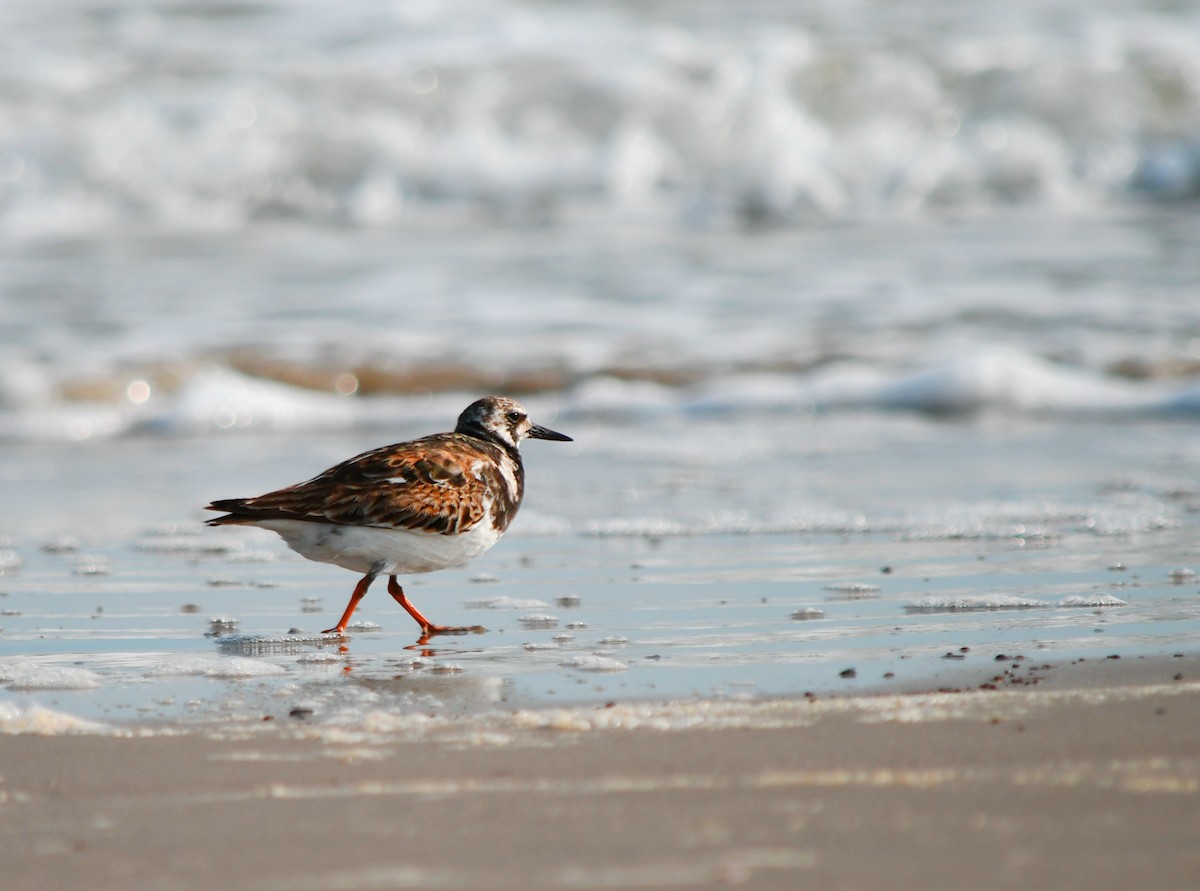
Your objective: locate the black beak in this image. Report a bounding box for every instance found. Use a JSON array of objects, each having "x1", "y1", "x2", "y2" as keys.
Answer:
[{"x1": 529, "y1": 423, "x2": 572, "y2": 442}]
